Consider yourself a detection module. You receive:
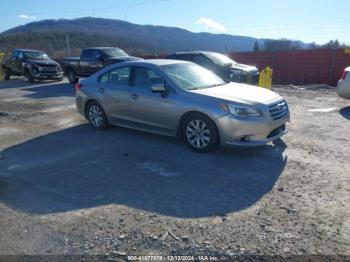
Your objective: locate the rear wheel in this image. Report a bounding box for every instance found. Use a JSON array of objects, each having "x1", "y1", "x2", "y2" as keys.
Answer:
[
  {"x1": 87, "y1": 101, "x2": 108, "y2": 130},
  {"x1": 67, "y1": 69, "x2": 78, "y2": 84},
  {"x1": 182, "y1": 113, "x2": 219, "y2": 153},
  {"x1": 2, "y1": 68, "x2": 10, "y2": 80}
]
